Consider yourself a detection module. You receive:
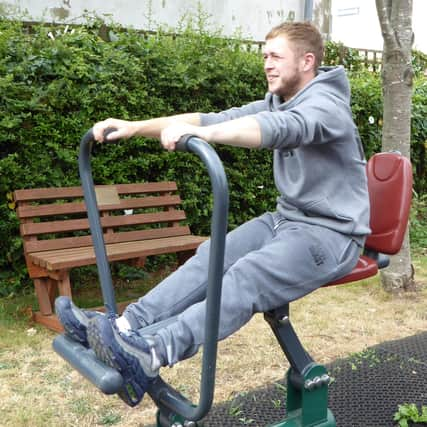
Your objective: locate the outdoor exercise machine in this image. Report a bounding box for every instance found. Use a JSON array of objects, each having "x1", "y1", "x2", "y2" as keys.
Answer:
[{"x1": 53, "y1": 128, "x2": 412, "y2": 427}]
